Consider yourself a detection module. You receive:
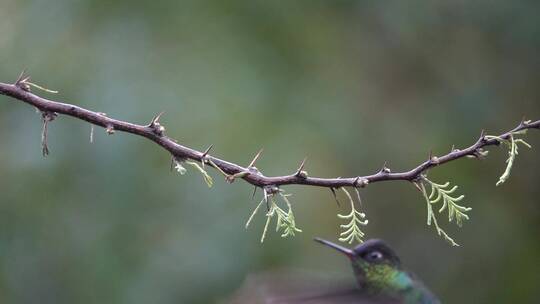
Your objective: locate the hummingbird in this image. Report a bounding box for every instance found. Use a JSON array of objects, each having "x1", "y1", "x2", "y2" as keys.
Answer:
[
  {"x1": 228, "y1": 239, "x2": 441, "y2": 304},
  {"x1": 312, "y1": 238, "x2": 441, "y2": 304}
]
